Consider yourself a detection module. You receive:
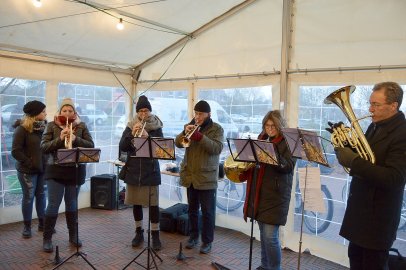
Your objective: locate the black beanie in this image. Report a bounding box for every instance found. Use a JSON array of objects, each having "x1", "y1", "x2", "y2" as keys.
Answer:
[
  {"x1": 136, "y1": 95, "x2": 152, "y2": 112},
  {"x1": 23, "y1": 100, "x2": 46, "y2": 117},
  {"x1": 194, "y1": 100, "x2": 211, "y2": 113}
]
